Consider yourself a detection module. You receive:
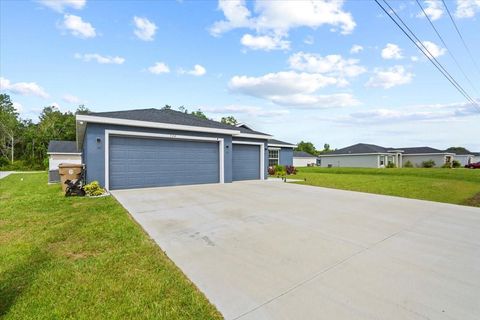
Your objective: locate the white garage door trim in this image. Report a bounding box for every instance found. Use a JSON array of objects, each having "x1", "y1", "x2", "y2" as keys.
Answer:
[
  {"x1": 104, "y1": 129, "x2": 224, "y2": 190},
  {"x1": 232, "y1": 140, "x2": 265, "y2": 180}
]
